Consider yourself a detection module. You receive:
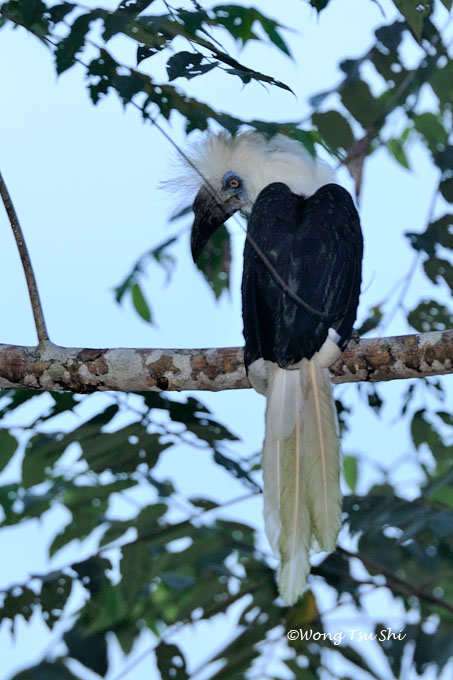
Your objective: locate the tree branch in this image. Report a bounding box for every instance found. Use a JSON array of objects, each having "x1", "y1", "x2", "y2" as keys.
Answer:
[
  {"x1": 0, "y1": 170, "x2": 51, "y2": 346},
  {"x1": 339, "y1": 547, "x2": 453, "y2": 615},
  {"x1": 0, "y1": 330, "x2": 452, "y2": 393}
]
